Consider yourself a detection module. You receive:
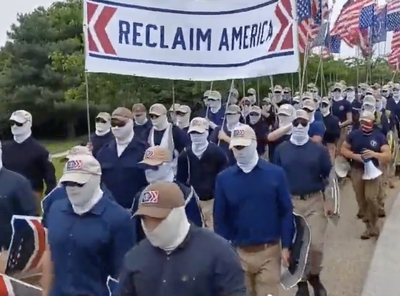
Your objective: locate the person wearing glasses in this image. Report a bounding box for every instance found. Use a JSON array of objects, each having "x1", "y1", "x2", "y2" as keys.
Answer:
[
  {"x1": 198, "y1": 90, "x2": 226, "y2": 130},
  {"x1": 3, "y1": 110, "x2": 57, "y2": 204},
  {"x1": 87, "y1": 112, "x2": 114, "y2": 158},
  {"x1": 272, "y1": 109, "x2": 332, "y2": 296},
  {"x1": 175, "y1": 105, "x2": 192, "y2": 134},
  {"x1": 96, "y1": 107, "x2": 149, "y2": 208},
  {"x1": 272, "y1": 85, "x2": 290, "y2": 107},
  {"x1": 301, "y1": 97, "x2": 325, "y2": 143}
]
